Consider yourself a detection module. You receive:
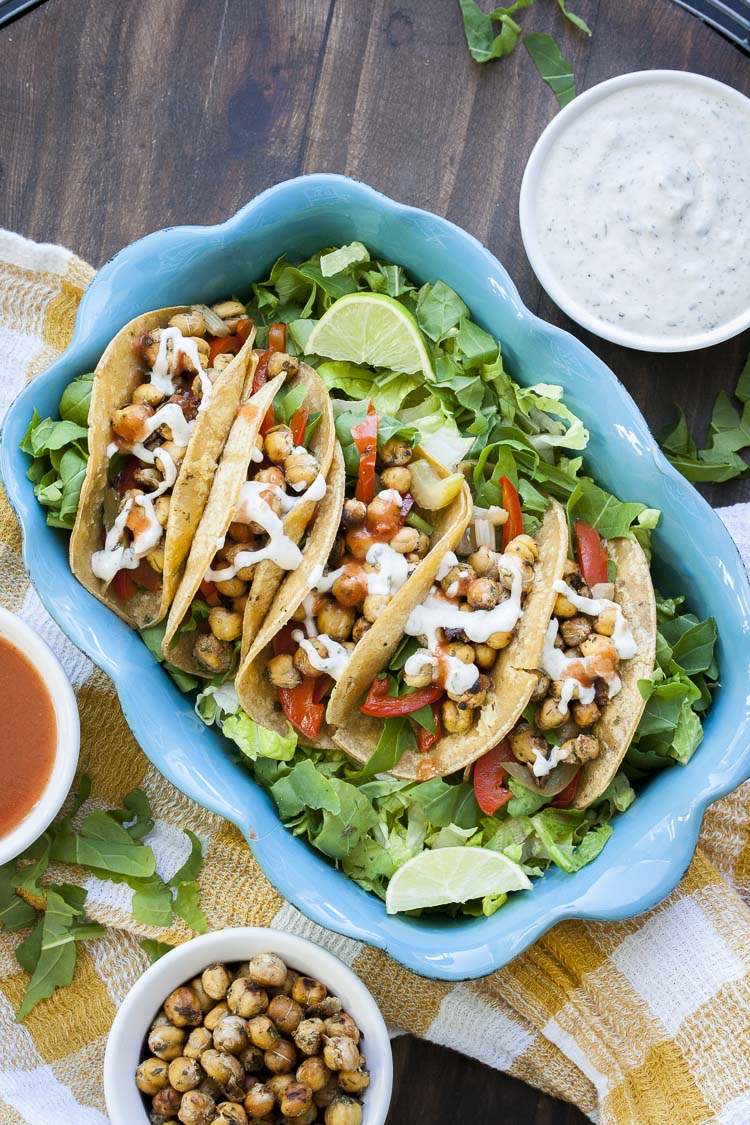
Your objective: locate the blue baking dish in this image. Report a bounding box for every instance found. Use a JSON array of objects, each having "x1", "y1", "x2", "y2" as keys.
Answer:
[{"x1": 2, "y1": 174, "x2": 749, "y2": 980}]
